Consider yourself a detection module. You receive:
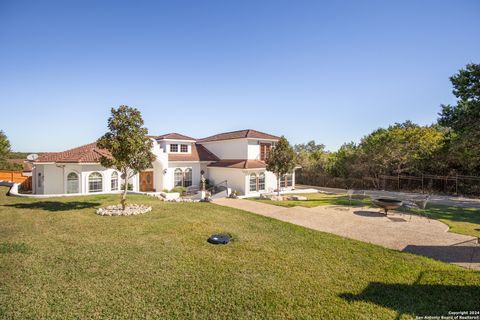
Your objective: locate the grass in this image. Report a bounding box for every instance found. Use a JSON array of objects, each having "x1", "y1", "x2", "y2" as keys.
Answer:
[
  {"x1": 252, "y1": 193, "x2": 480, "y2": 238},
  {"x1": 422, "y1": 204, "x2": 480, "y2": 238},
  {"x1": 252, "y1": 193, "x2": 371, "y2": 208},
  {"x1": 0, "y1": 186, "x2": 479, "y2": 319}
]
